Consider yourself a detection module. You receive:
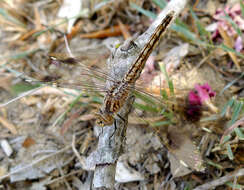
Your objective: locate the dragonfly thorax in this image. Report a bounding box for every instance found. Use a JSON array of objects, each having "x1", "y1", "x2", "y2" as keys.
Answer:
[{"x1": 95, "y1": 109, "x2": 114, "y2": 127}]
